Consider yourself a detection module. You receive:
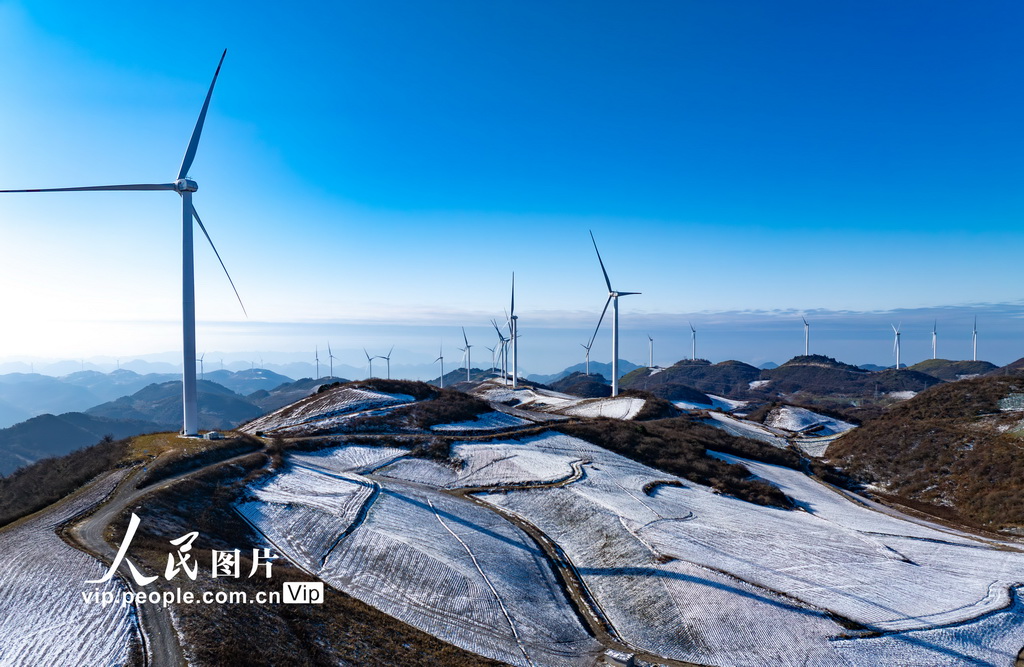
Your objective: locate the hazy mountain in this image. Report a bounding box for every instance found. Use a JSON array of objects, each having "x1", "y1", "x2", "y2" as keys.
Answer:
[
  {"x1": 756, "y1": 355, "x2": 941, "y2": 399},
  {"x1": 85, "y1": 380, "x2": 263, "y2": 431},
  {"x1": 0, "y1": 412, "x2": 161, "y2": 476},
  {"x1": 0, "y1": 374, "x2": 100, "y2": 422},
  {"x1": 527, "y1": 360, "x2": 641, "y2": 385},
  {"x1": 61, "y1": 369, "x2": 179, "y2": 403},
  {"x1": 202, "y1": 368, "x2": 295, "y2": 395},
  {"x1": 758, "y1": 362, "x2": 779, "y2": 370}
]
